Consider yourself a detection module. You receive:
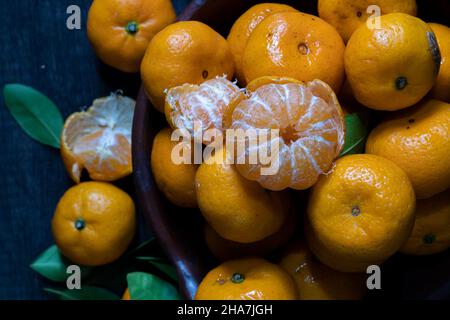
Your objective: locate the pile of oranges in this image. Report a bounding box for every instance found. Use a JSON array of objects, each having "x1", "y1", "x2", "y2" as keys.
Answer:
[{"x1": 51, "y1": 0, "x2": 450, "y2": 300}]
